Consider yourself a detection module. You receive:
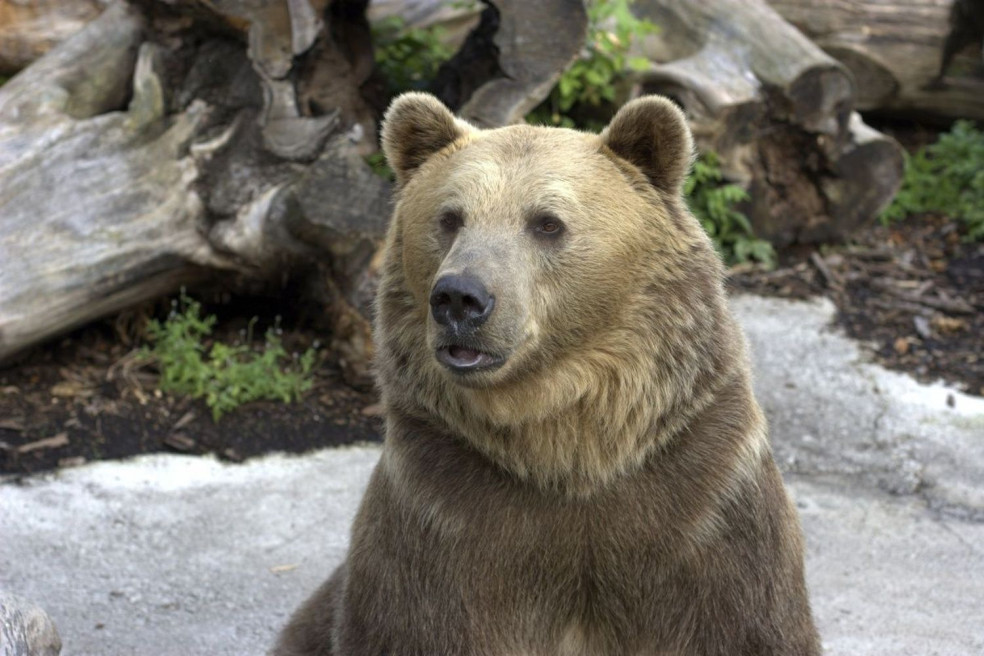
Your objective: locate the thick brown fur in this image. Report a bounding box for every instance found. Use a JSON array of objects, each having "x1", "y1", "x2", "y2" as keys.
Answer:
[{"x1": 274, "y1": 92, "x2": 821, "y2": 656}]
